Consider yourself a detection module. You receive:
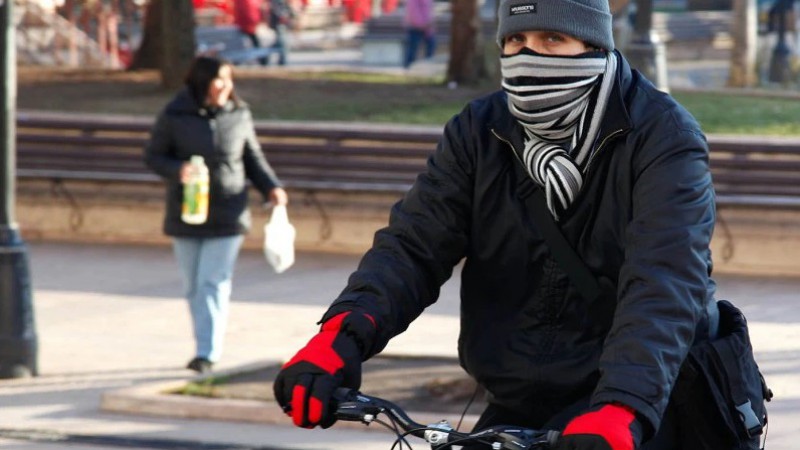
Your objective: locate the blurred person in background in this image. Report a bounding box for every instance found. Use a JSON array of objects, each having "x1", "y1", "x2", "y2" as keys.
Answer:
[
  {"x1": 403, "y1": 0, "x2": 436, "y2": 68},
  {"x1": 267, "y1": 0, "x2": 296, "y2": 65},
  {"x1": 233, "y1": 0, "x2": 269, "y2": 65},
  {"x1": 145, "y1": 56, "x2": 288, "y2": 373}
]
